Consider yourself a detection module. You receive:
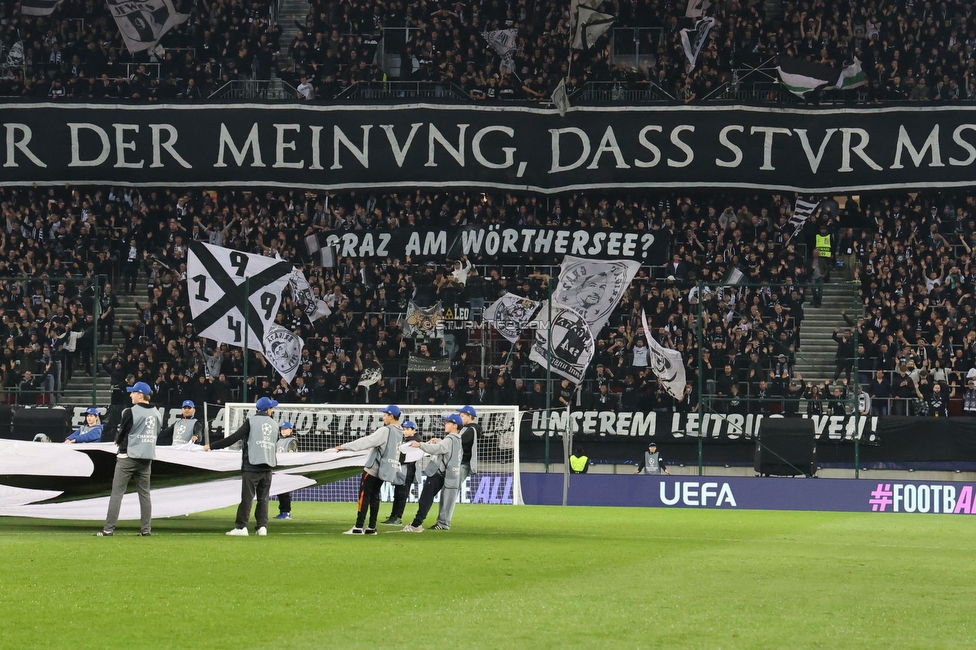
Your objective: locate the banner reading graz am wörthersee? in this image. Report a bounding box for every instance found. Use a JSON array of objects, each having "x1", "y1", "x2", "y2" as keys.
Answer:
[{"x1": 3, "y1": 103, "x2": 976, "y2": 192}]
